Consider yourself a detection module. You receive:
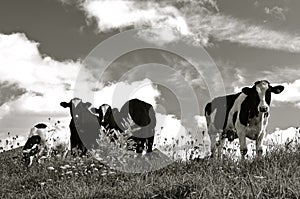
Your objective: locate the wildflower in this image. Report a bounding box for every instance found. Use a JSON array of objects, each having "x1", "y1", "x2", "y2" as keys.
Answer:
[
  {"x1": 47, "y1": 166, "x2": 55, "y2": 170},
  {"x1": 66, "y1": 171, "x2": 72, "y2": 175}
]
